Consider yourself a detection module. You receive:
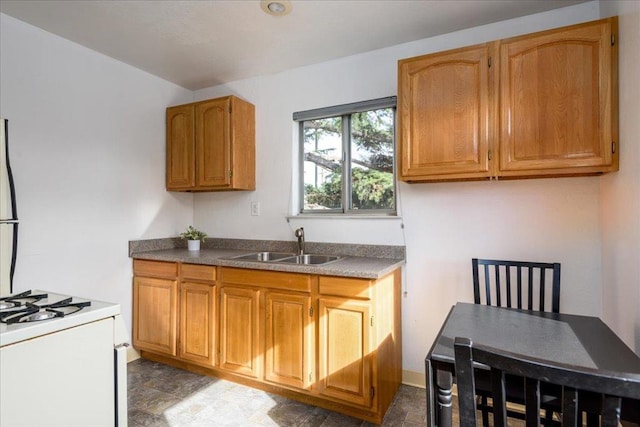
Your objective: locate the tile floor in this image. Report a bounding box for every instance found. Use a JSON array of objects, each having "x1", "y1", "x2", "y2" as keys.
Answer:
[{"x1": 127, "y1": 358, "x2": 426, "y2": 427}]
